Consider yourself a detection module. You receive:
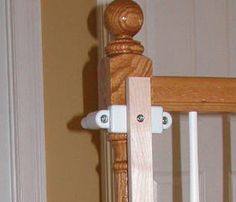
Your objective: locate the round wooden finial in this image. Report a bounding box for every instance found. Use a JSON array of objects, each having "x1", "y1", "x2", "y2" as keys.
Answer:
[
  {"x1": 105, "y1": 0, "x2": 143, "y2": 38},
  {"x1": 104, "y1": 0, "x2": 144, "y2": 56}
]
